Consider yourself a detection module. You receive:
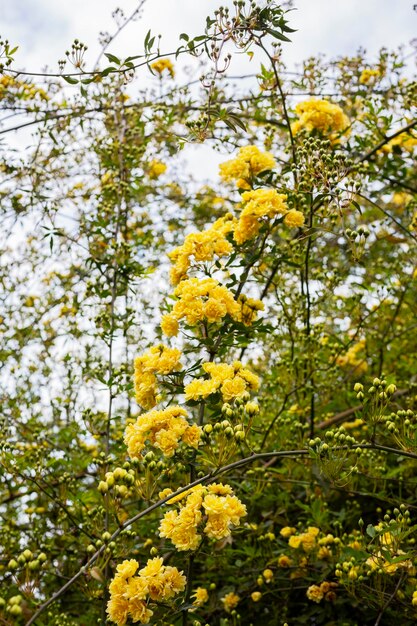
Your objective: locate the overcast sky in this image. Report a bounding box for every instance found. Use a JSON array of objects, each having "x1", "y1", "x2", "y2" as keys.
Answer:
[{"x1": 4, "y1": 0, "x2": 416, "y2": 75}]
